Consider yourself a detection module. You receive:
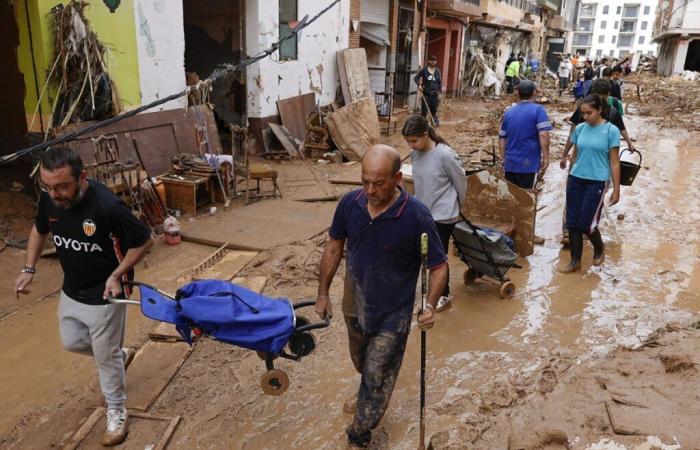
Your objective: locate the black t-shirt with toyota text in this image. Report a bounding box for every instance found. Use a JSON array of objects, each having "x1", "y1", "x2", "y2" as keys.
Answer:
[{"x1": 35, "y1": 180, "x2": 151, "y2": 305}]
